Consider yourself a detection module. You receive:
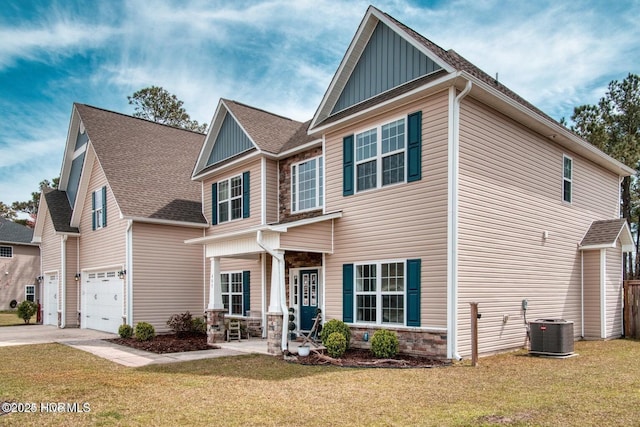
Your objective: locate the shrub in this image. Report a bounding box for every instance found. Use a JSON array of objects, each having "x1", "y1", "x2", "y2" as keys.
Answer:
[
  {"x1": 191, "y1": 316, "x2": 207, "y2": 335},
  {"x1": 370, "y1": 329, "x2": 399, "y2": 358},
  {"x1": 325, "y1": 331, "x2": 347, "y2": 358},
  {"x1": 134, "y1": 322, "x2": 155, "y2": 341},
  {"x1": 320, "y1": 319, "x2": 351, "y2": 349},
  {"x1": 16, "y1": 300, "x2": 37, "y2": 324},
  {"x1": 167, "y1": 312, "x2": 193, "y2": 336},
  {"x1": 118, "y1": 324, "x2": 133, "y2": 339}
]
